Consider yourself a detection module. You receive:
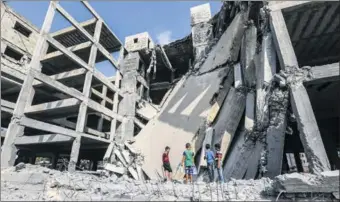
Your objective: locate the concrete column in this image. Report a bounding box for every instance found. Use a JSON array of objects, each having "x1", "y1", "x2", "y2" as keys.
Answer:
[
  {"x1": 116, "y1": 52, "x2": 140, "y2": 142},
  {"x1": 255, "y1": 33, "x2": 277, "y2": 128},
  {"x1": 241, "y1": 24, "x2": 257, "y2": 87},
  {"x1": 69, "y1": 20, "x2": 103, "y2": 172},
  {"x1": 240, "y1": 24, "x2": 256, "y2": 132},
  {"x1": 290, "y1": 85, "x2": 331, "y2": 173},
  {"x1": 190, "y1": 3, "x2": 213, "y2": 59},
  {"x1": 270, "y1": 9, "x2": 330, "y2": 174},
  {"x1": 97, "y1": 85, "x2": 108, "y2": 131}
]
